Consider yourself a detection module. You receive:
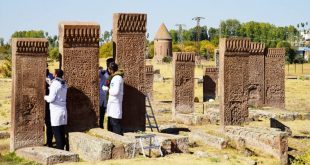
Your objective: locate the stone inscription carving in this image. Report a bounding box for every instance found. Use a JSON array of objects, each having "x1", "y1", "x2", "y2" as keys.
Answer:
[
  {"x1": 145, "y1": 65, "x2": 154, "y2": 99},
  {"x1": 172, "y1": 52, "x2": 196, "y2": 115},
  {"x1": 265, "y1": 48, "x2": 285, "y2": 109},
  {"x1": 203, "y1": 67, "x2": 218, "y2": 101},
  {"x1": 219, "y1": 38, "x2": 250, "y2": 126},
  {"x1": 248, "y1": 42, "x2": 265, "y2": 107},
  {"x1": 59, "y1": 22, "x2": 100, "y2": 132},
  {"x1": 113, "y1": 13, "x2": 147, "y2": 132},
  {"x1": 11, "y1": 38, "x2": 48, "y2": 151}
]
